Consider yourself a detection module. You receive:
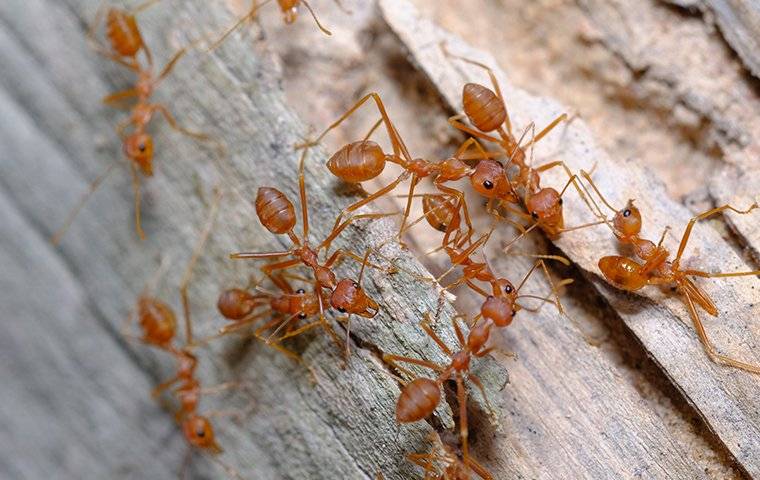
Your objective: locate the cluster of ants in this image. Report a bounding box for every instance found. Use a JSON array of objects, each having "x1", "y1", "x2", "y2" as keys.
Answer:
[{"x1": 57, "y1": 1, "x2": 760, "y2": 478}]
